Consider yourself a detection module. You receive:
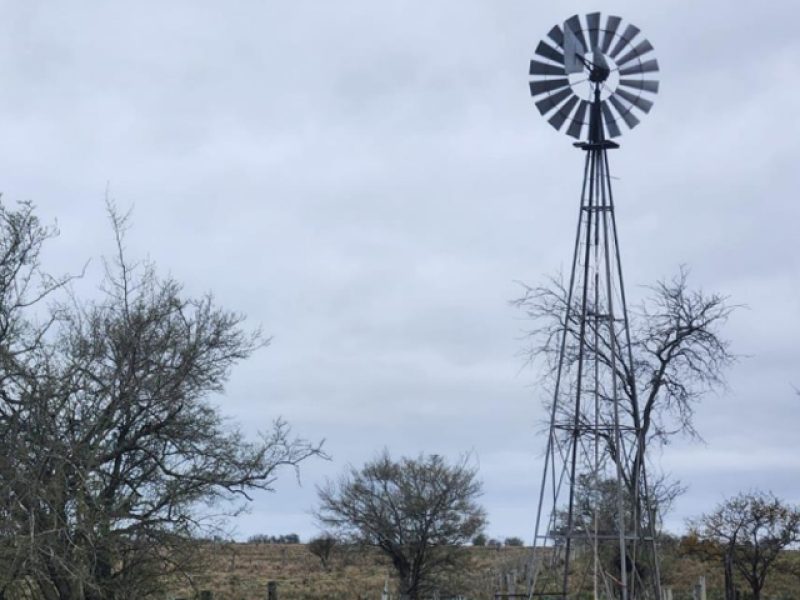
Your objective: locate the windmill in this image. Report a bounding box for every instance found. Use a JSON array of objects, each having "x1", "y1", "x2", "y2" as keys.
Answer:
[{"x1": 525, "y1": 12, "x2": 662, "y2": 600}]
